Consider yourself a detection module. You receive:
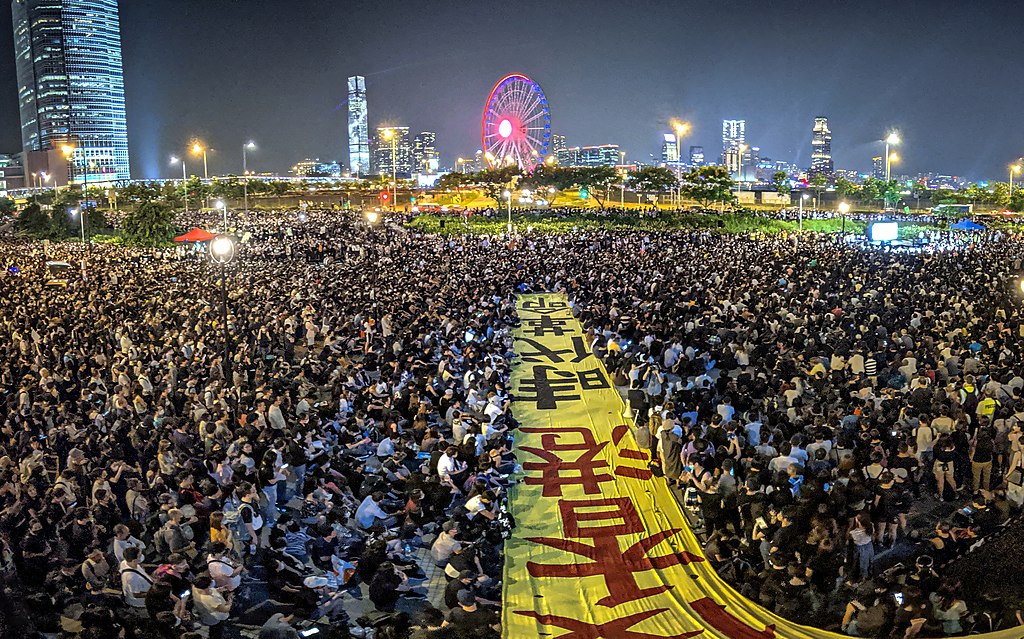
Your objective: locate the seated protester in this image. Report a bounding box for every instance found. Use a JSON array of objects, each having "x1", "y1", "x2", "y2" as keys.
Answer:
[
  {"x1": 444, "y1": 543, "x2": 483, "y2": 580},
  {"x1": 448, "y1": 588, "x2": 500, "y2": 637},
  {"x1": 409, "y1": 607, "x2": 446, "y2": 639},
  {"x1": 265, "y1": 540, "x2": 315, "y2": 605},
  {"x1": 431, "y1": 520, "x2": 462, "y2": 567},
  {"x1": 355, "y1": 491, "x2": 396, "y2": 531},
  {"x1": 368, "y1": 561, "x2": 411, "y2": 612},
  {"x1": 963, "y1": 492, "x2": 1002, "y2": 535},
  {"x1": 206, "y1": 542, "x2": 242, "y2": 592},
  {"x1": 119, "y1": 546, "x2": 152, "y2": 609},
  {"x1": 444, "y1": 570, "x2": 478, "y2": 609},
  {"x1": 841, "y1": 589, "x2": 896, "y2": 637},
  {"x1": 464, "y1": 489, "x2": 497, "y2": 522}
]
